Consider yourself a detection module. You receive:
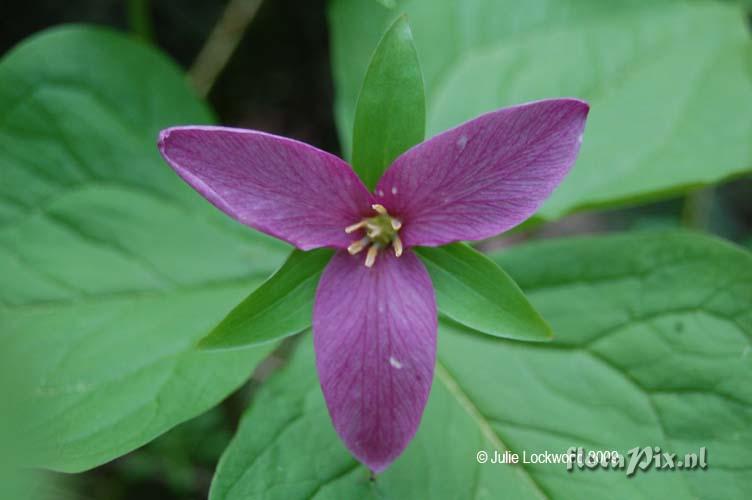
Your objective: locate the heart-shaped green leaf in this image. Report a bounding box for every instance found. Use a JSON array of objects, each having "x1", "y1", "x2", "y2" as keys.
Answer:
[
  {"x1": 0, "y1": 26, "x2": 288, "y2": 472},
  {"x1": 209, "y1": 231, "x2": 752, "y2": 499},
  {"x1": 351, "y1": 14, "x2": 425, "y2": 190},
  {"x1": 199, "y1": 249, "x2": 333, "y2": 350},
  {"x1": 330, "y1": 0, "x2": 752, "y2": 218},
  {"x1": 417, "y1": 243, "x2": 552, "y2": 341}
]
